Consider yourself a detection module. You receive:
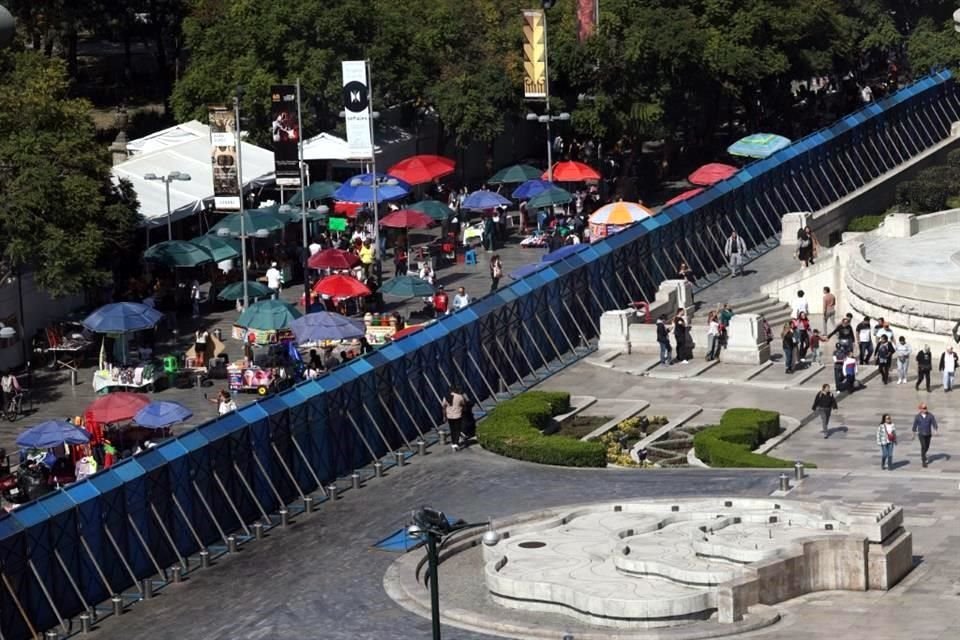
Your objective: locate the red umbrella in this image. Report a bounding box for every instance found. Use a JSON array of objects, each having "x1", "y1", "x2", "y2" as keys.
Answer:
[
  {"x1": 664, "y1": 188, "x2": 705, "y2": 206},
  {"x1": 544, "y1": 161, "x2": 601, "y2": 182},
  {"x1": 85, "y1": 392, "x2": 150, "y2": 424},
  {"x1": 687, "y1": 163, "x2": 737, "y2": 186},
  {"x1": 379, "y1": 209, "x2": 435, "y2": 229},
  {"x1": 308, "y1": 248, "x2": 360, "y2": 270},
  {"x1": 313, "y1": 274, "x2": 372, "y2": 299},
  {"x1": 388, "y1": 155, "x2": 456, "y2": 185},
  {"x1": 333, "y1": 201, "x2": 362, "y2": 217},
  {"x1": 391, "y1": 324, "x2": 425, "y2": 341}
]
